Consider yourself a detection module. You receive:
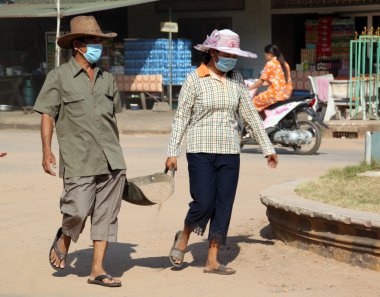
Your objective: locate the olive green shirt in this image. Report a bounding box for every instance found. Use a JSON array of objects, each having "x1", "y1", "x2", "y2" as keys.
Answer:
[{"x1": 34, "y1": 57, "x2": 126, "y2": 178}]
